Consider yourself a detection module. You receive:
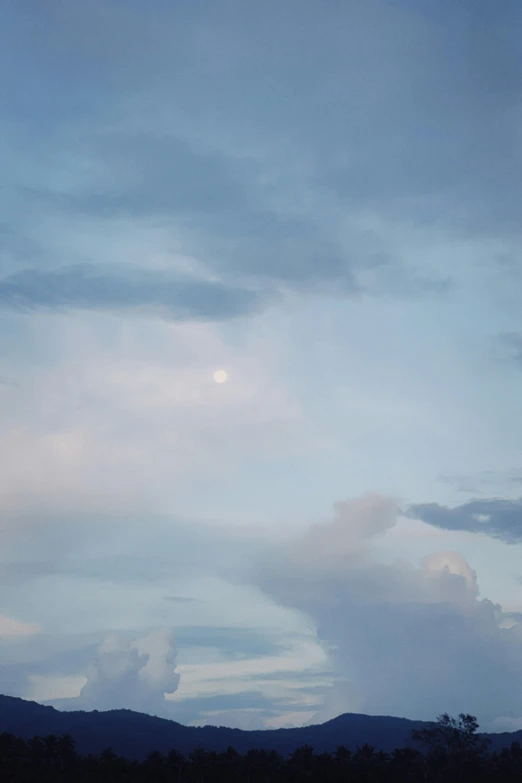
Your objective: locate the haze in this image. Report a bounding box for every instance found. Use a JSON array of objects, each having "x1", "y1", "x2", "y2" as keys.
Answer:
[{"x1": 1, "y1": 0, "x2": 521, "y2": 733}]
